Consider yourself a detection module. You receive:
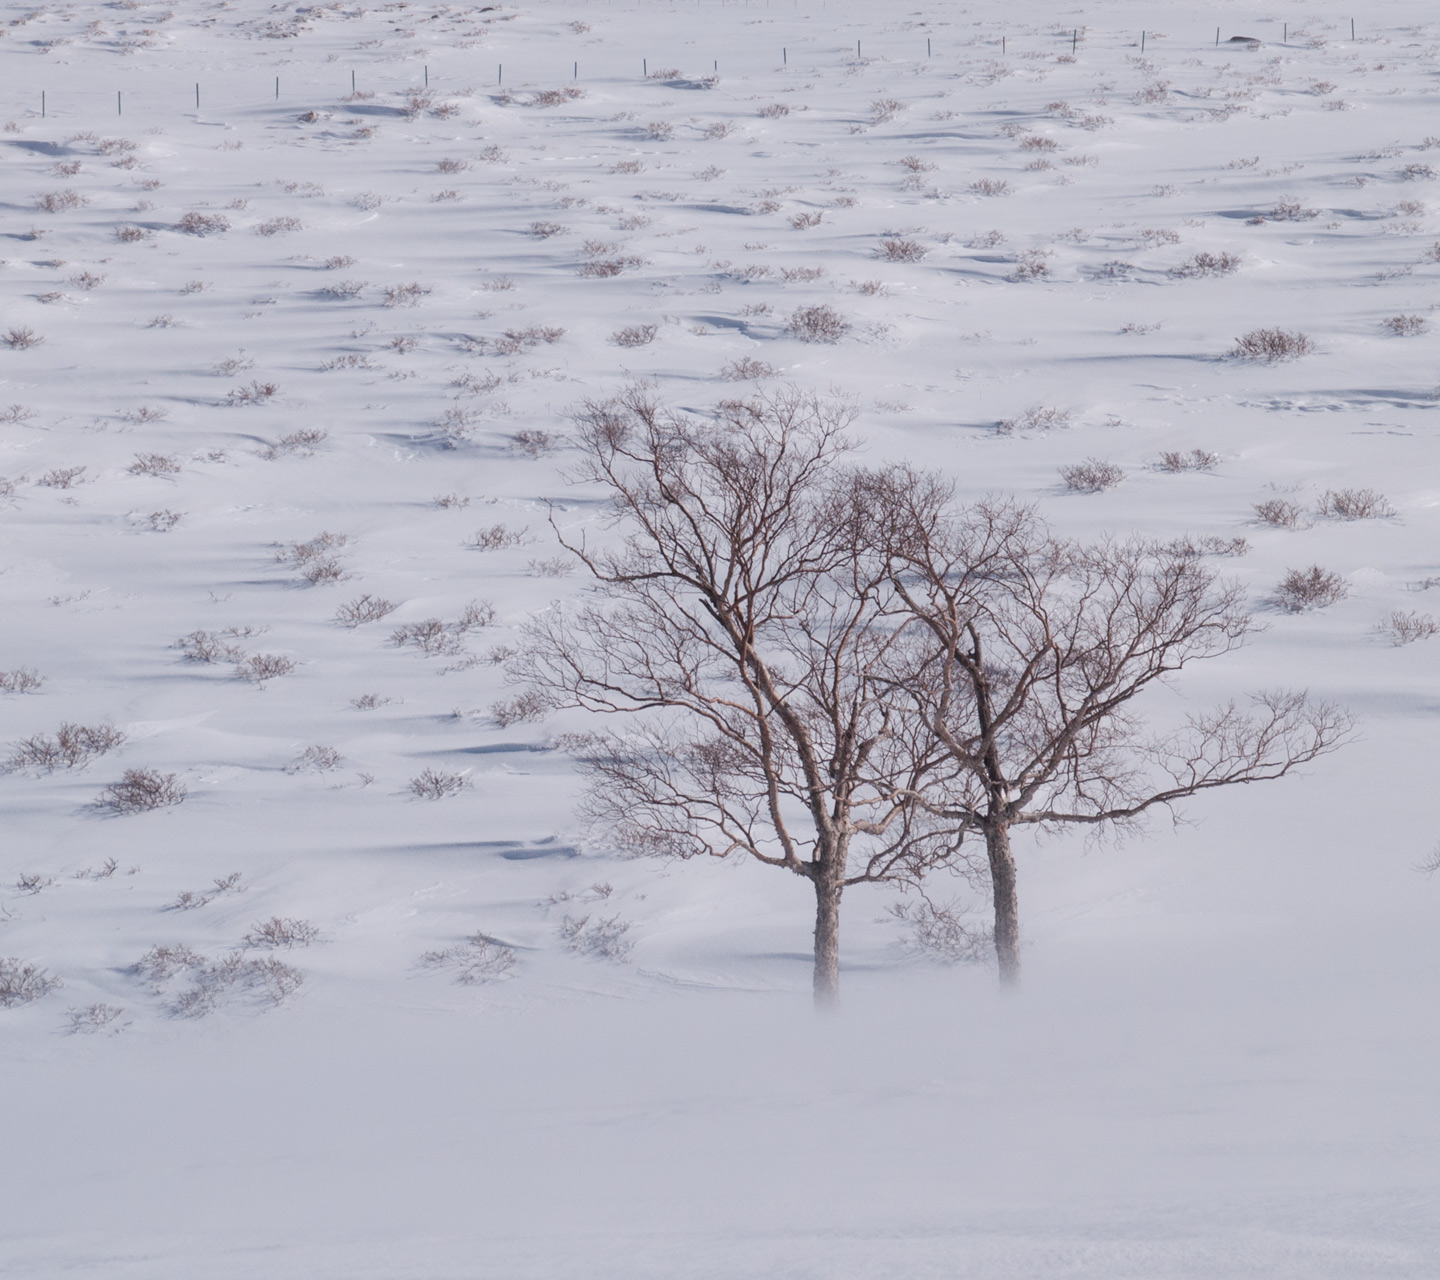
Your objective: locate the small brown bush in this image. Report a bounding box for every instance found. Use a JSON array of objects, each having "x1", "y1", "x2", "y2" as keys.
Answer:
[
  {"x1": 128, "y1": 452, "x2": 181, "y2": 477},
  {"x1": 786, "y1": 305, "x2": 849, "y2": 343},
  {"x1": 789, "y1": 211, "x2": 824, "y2": 230},
  {"x1": 511, "y1": 430, "x2": 556, "y2": 457},
  {"x1": 420, "y1": 933, "x2": 517, "y2": 984},
  {"x1": 244, "y1": 917, "x2": 319, "y2": 949},
  {"x1": 721, "y1": 356, "x2": 777, "y2": 381},
  {"x1": 410, "y1": 768, "x2": 468, "y2": 799},
  {"x1": 235, "y1": 653, "x2": 297, "y2": 683},
  {"x1": 227, "y1": 380, "x2": 279, "y2": 406},
  {"x1": 529, "y1": 220, "x2": 567, "y2": 238},
  {"x1": 1059, "y1": 459, "x2": 1124, "y2": 493},
  {"x1": 4, "y1": 328, "x2": 43, "y2": 350},
  {"x1": 263, "y1": 428, "x2": 327, "y2": 459},
  {"x1": 0, "y1": 668, "x2": 44, "y2": 694},
  {"x1": 469, "y1": 524, "x2": 526, "y2": 550},
  {"x1": 1229, "y1": 328, "x2": 1314, "y2": 362},
  {"x1": 611, "y1": 324, "x2": 658, "y2": 347},
  {"x1": 1253, "y1": 498, "x2": 1306, "y2": 529},
  {"x1": 998, "y1": 406, "x2": 1071, "y2": 434},
  {"x1": 758, "y1": 103, "x2": 790, "y2": 118},
  {"x1": 256, "y1": 216, "x2": 303, "y2": 236},
  {"x1": 0, "y1": 959, "x2": 62, "y2": 1007},
  {"x1": 335, "y1": 594, "x2": 396, "y2": 626},
  {"x1": 1316, "y1": 488, "x2": 1395, "y2": 520},
  {"x1": 37, "y1": 466, "x2": 85, "y2": 488},
  {"x1": 382, "y1": 282, "x2": 431, "y2": 308},
  {"x1": 7, "y1": 722, "x2": 125, "y2": 773},
  {"x1": 1157, "y1": 449, "x2": 1220, "y2": 472},
  {"x1": 970, "y1": 178, "x2": 1011, "y2": 196},
  {"x1": 1382, "y1": 314, "x2": 1427, "y2": 336},
  {"x1": 1381, "y1": 611, "x2": 1440, "y2": 645},
  {"x1": 33, "y1": 190, "x2": 88, "y2": 213},
  {"x1": 1270, "y1": 197, "x2": 1318, "y2": 221},
  {"x1": 98, "y1": 768, "x2": 187, "y2": 813},
  {"x1": 1171, "y1": 251, "x2": 1241, "y2": 278},
  {"x1": 175, "y1": 211, "x2": 230, "y2": 236},
  {"x1": 876, "y1": 238, "x2": 926, "y2": 262},
  {"x1": 1275, "y1": 566, "x2": 1348, "y2": 612}
]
